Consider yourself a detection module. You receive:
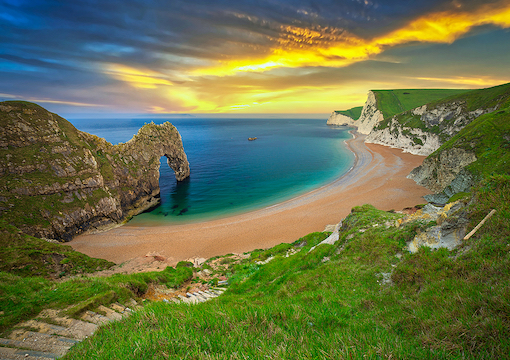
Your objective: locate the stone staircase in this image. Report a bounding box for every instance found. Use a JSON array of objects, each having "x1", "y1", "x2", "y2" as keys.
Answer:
[
  {"x1": 0, "y1": 285, "x2": 228, "y2": 359},
  {"x1": 0, "y1": 300, "x2": 139, "y2": 360}
]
